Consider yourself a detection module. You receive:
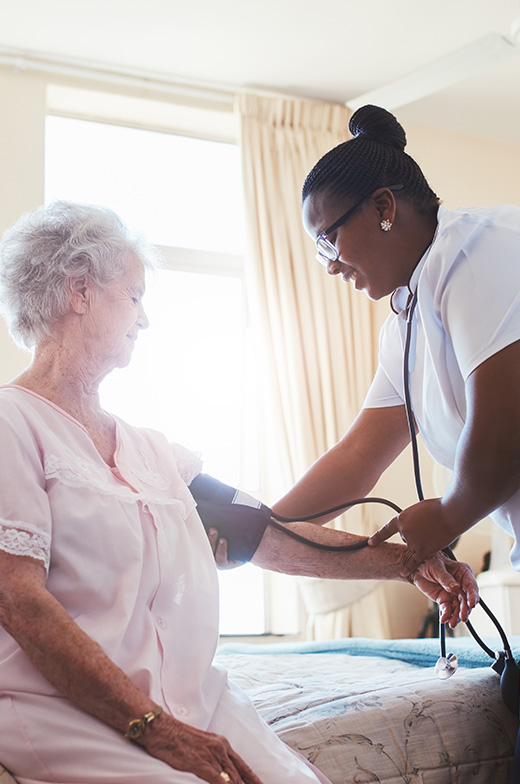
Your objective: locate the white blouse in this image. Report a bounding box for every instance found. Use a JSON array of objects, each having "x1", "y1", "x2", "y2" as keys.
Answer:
[{"x1": 364, "y1": 204, "x2": 520, "y2": 568}]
